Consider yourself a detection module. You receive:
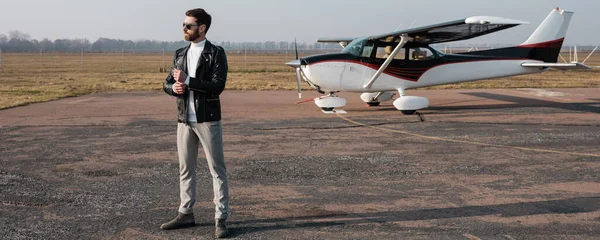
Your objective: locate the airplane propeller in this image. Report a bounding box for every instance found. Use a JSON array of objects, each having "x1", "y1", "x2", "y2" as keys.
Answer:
[
  {"x1": 294, "y1": 37, "x2": 302, "y2": 98},
  {"x1": 285, "y1": 38, "x2": 303, "y2": 99}
]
